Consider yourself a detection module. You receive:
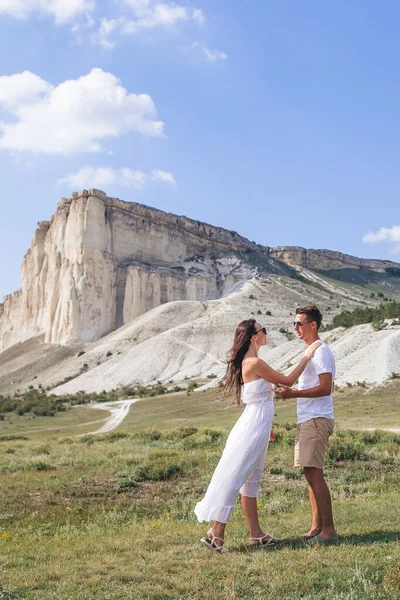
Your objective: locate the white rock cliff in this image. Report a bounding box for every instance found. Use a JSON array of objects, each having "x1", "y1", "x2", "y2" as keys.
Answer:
[
  {"x1": 1, "y1": 189, "x2": 400, "y2": 355},
  {"x1": 0, "y1": 190, "x2": 280, "y2": 352}
]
